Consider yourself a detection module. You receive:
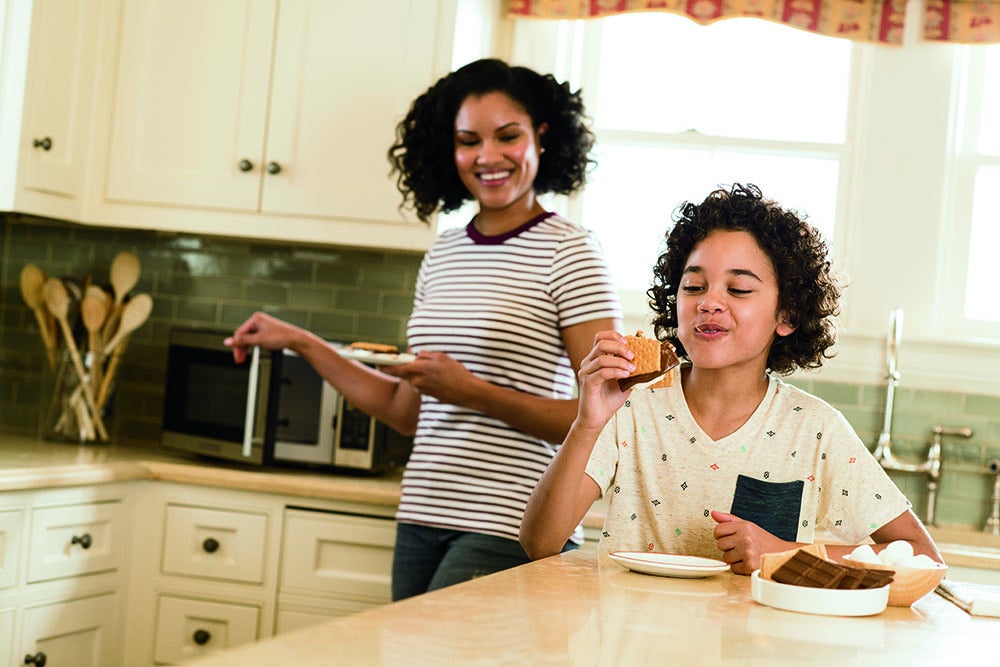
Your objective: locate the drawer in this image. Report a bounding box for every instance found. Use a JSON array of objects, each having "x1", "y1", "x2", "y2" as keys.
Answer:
[
  {"x1": 280, "y1": 509, "x2": 394, "y2": 602},
  {"x1": 154, "y1": 594, "x2": 260, "y2": 664},
  {"x1": 161, "y1": 504, "x2": 268, "y2": 583},
  {"x1": 1, "y1": 608, "x2": 13, "y2": 664},
  {"x1": 28, "y1": 500, "x2": 125, "y2": 582},
  {"x1": 0, "y1": 510, "x2": 22, "y2": 589},
  {"x1": 21, "y1": 593, "x2": 117, "y2": 667}
]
